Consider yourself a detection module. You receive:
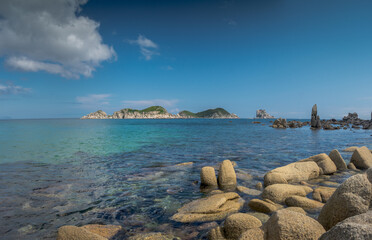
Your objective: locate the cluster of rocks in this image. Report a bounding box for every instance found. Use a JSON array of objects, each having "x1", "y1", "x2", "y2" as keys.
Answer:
[
  {"x1": 255, "y1": 109, "x2": 275, "y2": 119},
  {"x1": 271, "y1": 118, "x2": 309, "y2": 129}
]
